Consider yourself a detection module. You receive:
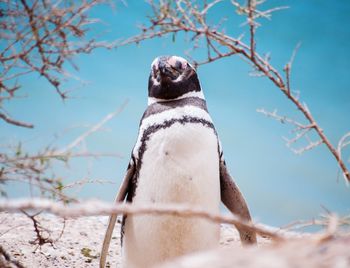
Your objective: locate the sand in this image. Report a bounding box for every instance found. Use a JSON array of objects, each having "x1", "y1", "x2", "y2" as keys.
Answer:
[
  {"x1": 1, "y1": 212, "x2": 349, "y2": 268},
  {"x1": 0, "y1": 212, "x2": 121, "y2": 267},
  {"x1": 0, "y1": 212, "x2": 246, "y2": 267}
]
